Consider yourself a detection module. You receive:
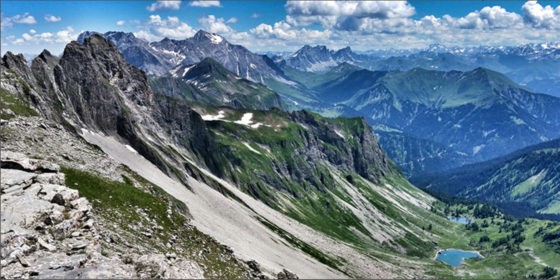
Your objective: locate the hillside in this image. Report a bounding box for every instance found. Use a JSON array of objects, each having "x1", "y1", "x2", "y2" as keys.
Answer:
[
  {"x1": 313, "y1": 67, "x2": 560, "y2": 176},
  {"x1": 414, "y1": 139, "x2": 560, "y2": 217},
  {"x1": 1, "y1": 34, "x2": 558, "y2": 279}
]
